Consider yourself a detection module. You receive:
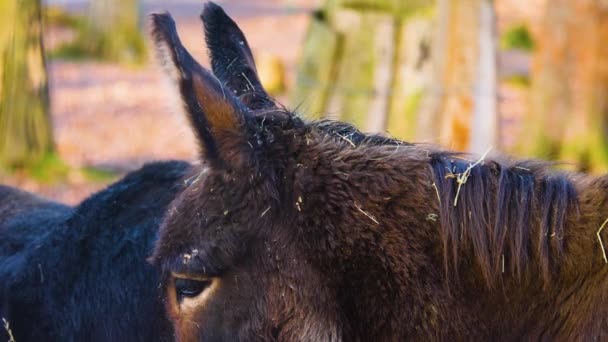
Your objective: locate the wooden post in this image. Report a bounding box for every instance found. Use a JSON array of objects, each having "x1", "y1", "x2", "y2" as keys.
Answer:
[
  {"x1": 521, "y1": 0, "x2": 571, "y2": 159},
  {"x1": 559, "y1": 0, "x2": 608, "y2": 172},
  {"x1": 291, "y1": 13, "x2": 340, "y2": 119},
  {"x1": 291, "y1": 0, "x2": 497, "y2": 151},
  {"x1": 386, "y1": 14, "x2": 433, "y2": 141},
  {"x1": 291, "y1": 0, "x2": 435, "y2": 134},
  {"x1": 326, "y1": 9, "x2": 395, "y2": 131},
  {"x1": 525, "y1": 0, "x2": 608, "y2": 172},
  {"x1": 421, "y1": 0, "x2": 498, "y2": 152}
]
